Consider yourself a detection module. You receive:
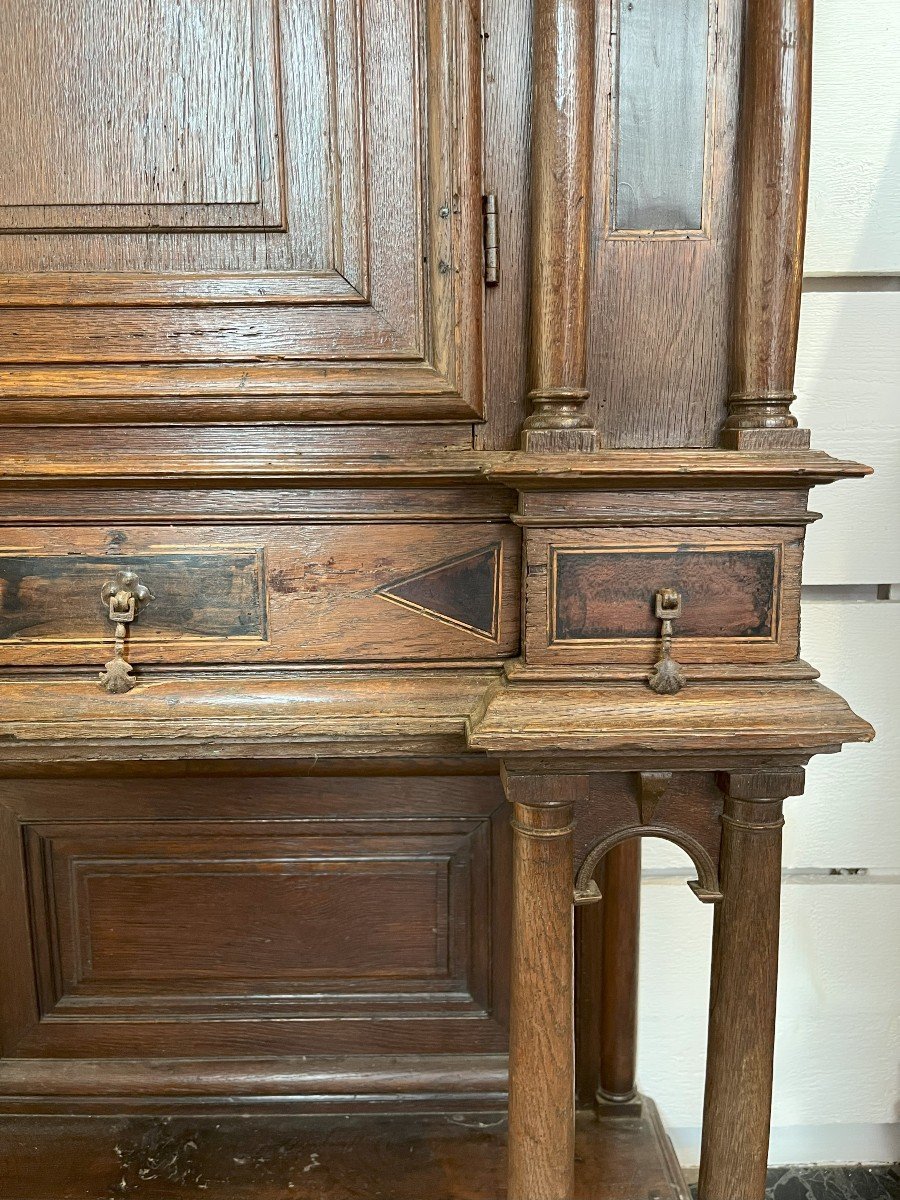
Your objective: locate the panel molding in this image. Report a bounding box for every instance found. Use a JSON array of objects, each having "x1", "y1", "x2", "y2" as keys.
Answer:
[{"x1": 0, "y1": 0, "x2": 485, "y2": 423}]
